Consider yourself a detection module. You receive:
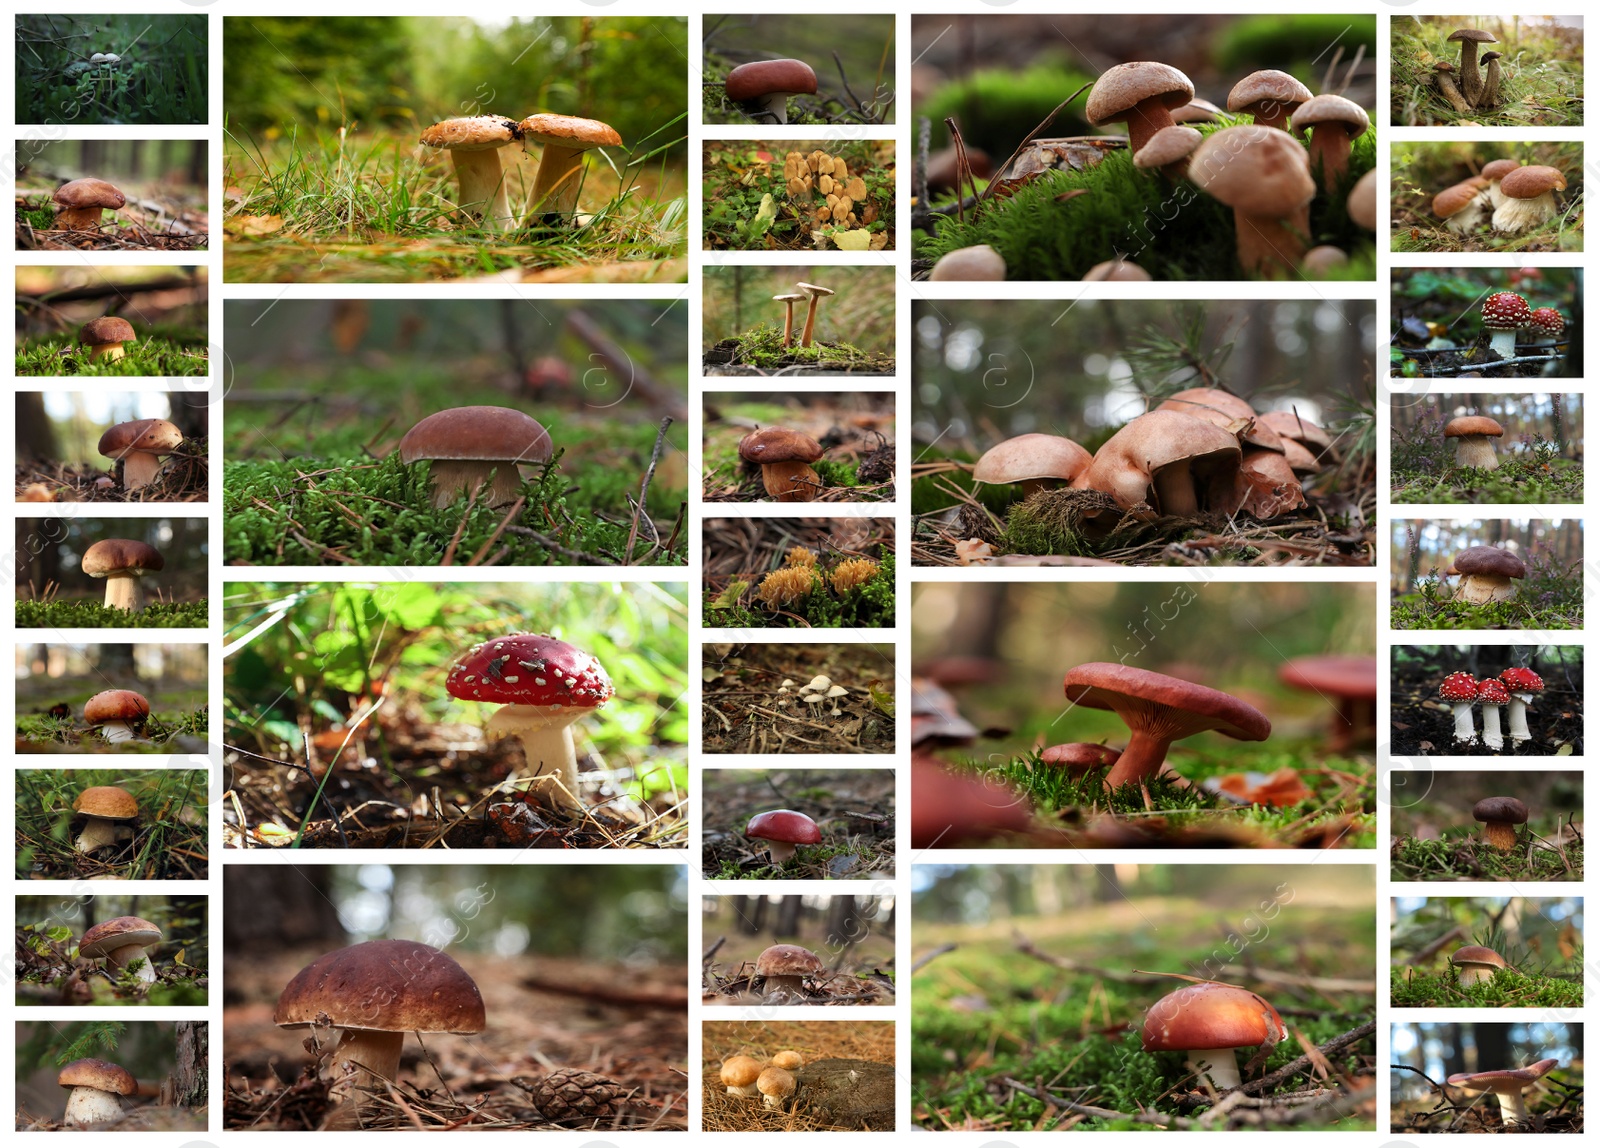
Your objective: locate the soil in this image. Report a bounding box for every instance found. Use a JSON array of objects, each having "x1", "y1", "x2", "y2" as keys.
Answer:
[{"x1": 701, "y1": 643, "x2": 896, "y2": 755}]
